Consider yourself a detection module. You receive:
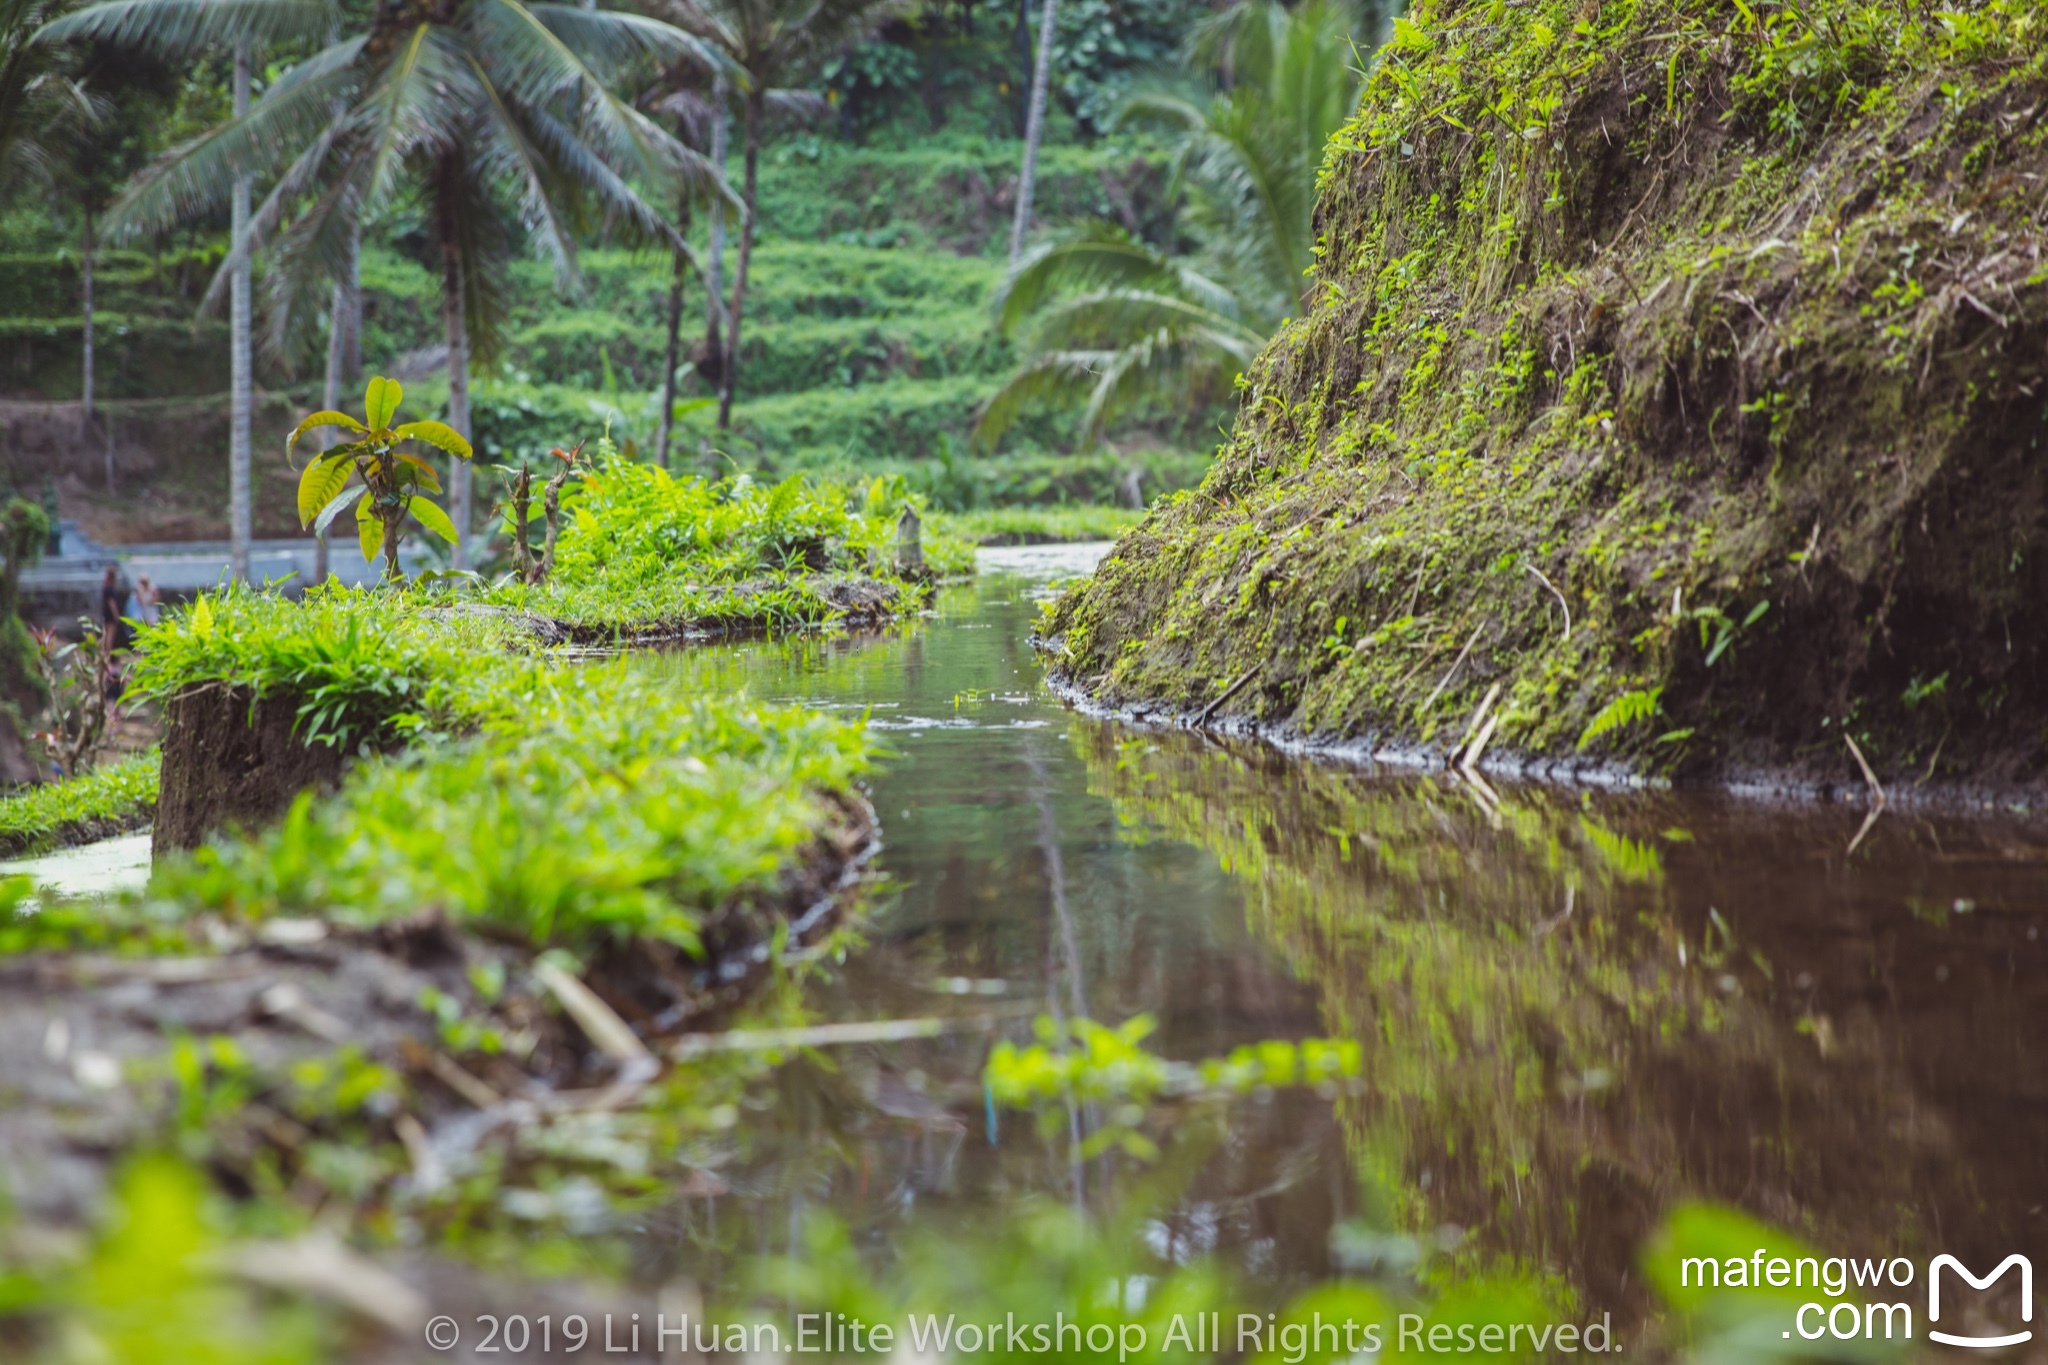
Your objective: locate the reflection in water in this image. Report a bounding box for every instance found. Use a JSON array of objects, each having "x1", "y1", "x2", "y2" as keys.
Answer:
[
  {"x1": 1074, "y1": 724, "x2": 2048, "y2": 1328},
  {"x1": 626, "y1": 554, "x2": 2043, "y2": 1347}
]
